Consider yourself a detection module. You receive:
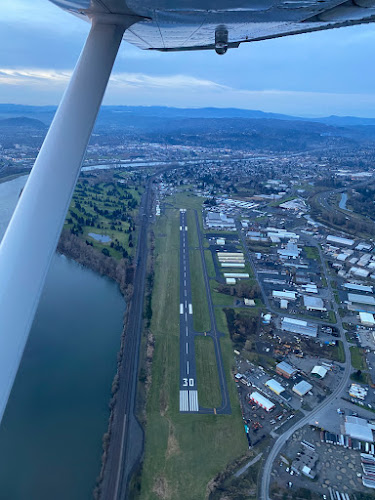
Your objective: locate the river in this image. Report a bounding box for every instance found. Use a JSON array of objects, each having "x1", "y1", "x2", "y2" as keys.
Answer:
[
  {"x1": 339, "y1": 192, "x2": 352, "y2": 212},
  {"x1": 0, "y1": 176, "x2": 125, "y2": 499}
]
